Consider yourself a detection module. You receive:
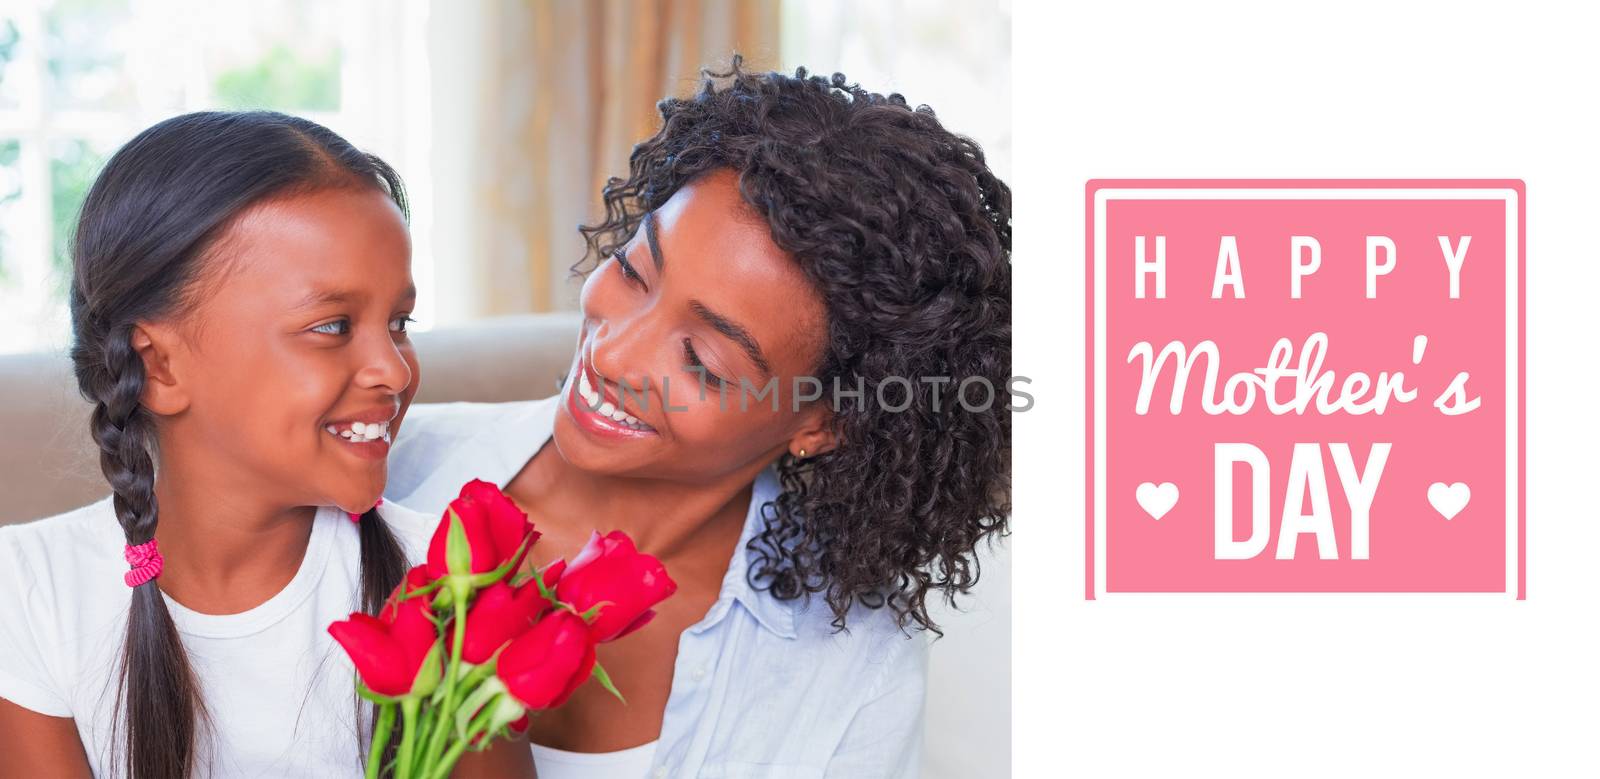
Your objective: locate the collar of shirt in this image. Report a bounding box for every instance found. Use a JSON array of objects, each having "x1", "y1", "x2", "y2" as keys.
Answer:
[{"x1": 689, "y1": 465, "x2": 799, "y2": 641}]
